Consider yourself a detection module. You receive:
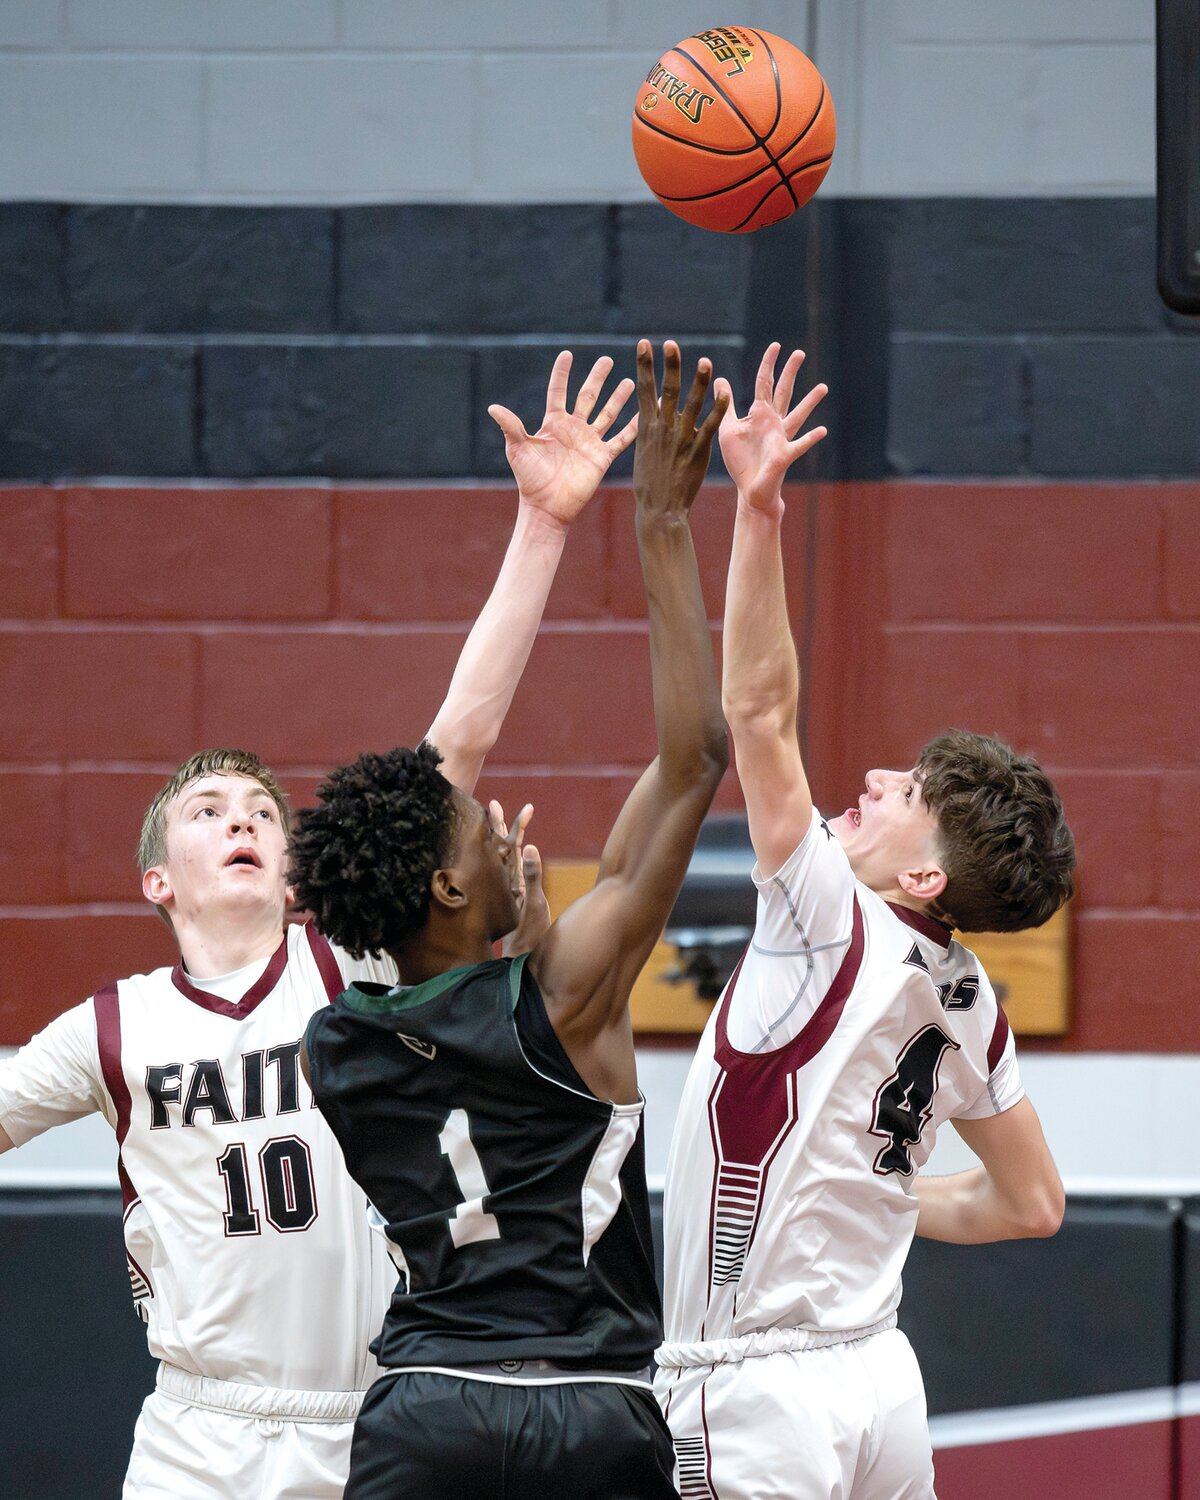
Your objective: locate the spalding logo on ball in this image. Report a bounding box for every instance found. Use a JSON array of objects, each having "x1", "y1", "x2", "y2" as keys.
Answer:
[{"x1": 632, "y1": 25, "x2": 835, "y2": 233}]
